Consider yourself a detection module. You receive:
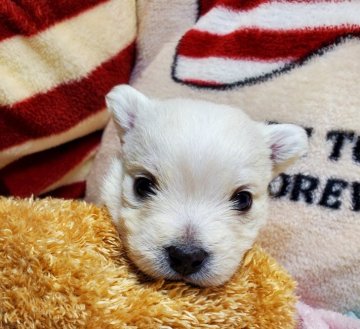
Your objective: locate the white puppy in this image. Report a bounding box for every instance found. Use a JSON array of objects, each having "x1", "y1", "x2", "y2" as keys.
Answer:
[{"x1": 101, "y1": 85, "x2": 308, "y2": 287}]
